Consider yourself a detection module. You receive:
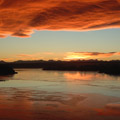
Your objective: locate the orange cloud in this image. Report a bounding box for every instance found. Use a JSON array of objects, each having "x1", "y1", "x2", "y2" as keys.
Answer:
[
  {"x1": 0, "y1": 52, "x2": 59, "y2": 62},
  {"x1": 0, "y1": 0, "x2": 120, "y2": 37},
  {"x1": 1, "y1": 58, "x2": 15, "y2": 61},
  {"x1": 64, "y1": 52, "x2": 120, "y2": 60},
  {"x1": 16, "y1": 53, "x2": 44, "y2": 61},
  {"x1": 17, "y1": 54, "x2": 34, "y2": 57}
]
